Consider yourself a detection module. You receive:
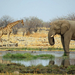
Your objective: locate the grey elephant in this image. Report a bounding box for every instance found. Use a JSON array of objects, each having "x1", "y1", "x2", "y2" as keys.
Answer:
[{"x1": 48, "y1": 20, "x2": 75, "y2": 56}]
